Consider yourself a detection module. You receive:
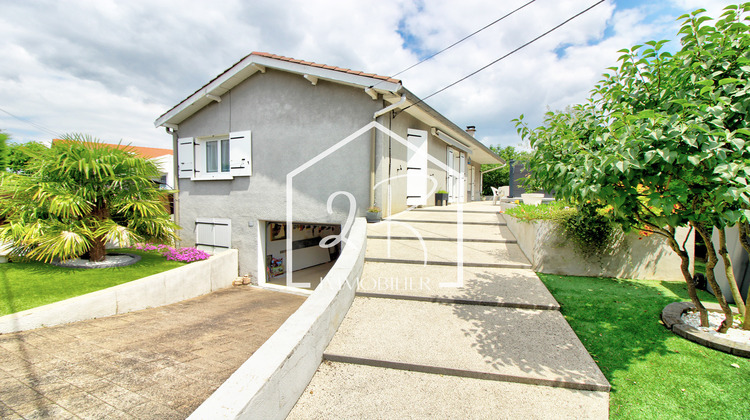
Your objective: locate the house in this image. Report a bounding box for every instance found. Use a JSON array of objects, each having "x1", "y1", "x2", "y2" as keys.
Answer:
[{"x1": 154, "y1": 52, "x2": 504, "y2": 284}]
